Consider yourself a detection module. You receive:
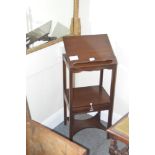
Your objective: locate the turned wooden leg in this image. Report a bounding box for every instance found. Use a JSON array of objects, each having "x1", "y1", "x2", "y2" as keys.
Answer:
[
  {"x1": 109, "y1": 139, "x2": 129, "y2": 155},
  {"x1": 121, "y1": 145, "x2": 129, "y2": 155},
  {"x1": 109, "y1": 139, "x2": 118, "y2": 155}
]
